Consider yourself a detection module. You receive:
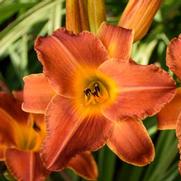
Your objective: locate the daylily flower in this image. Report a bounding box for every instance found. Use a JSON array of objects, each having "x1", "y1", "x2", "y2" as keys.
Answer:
[
  {"x1": 157, "y1": 34, "x2": 181, "y2": 174},
  {"x1": 0, "y1": 91, "x2": 98, "y2": 181},
  {"x1": 22, "y1": 23, "x2": 176, "y2": 171},
  {"x1": 119, "y1": 0, "x2": 162, "y2": 41}
]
